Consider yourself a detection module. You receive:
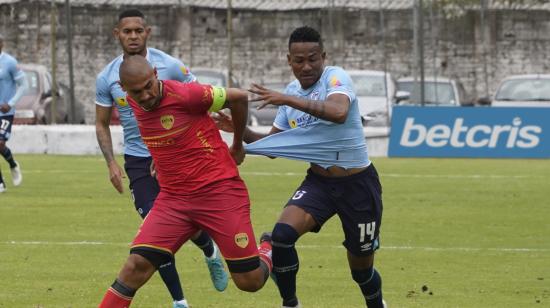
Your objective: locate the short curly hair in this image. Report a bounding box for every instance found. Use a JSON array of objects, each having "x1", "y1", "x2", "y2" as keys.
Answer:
[{"x1": 288, "y1": 26, "x2": 323, "y2": 50}]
